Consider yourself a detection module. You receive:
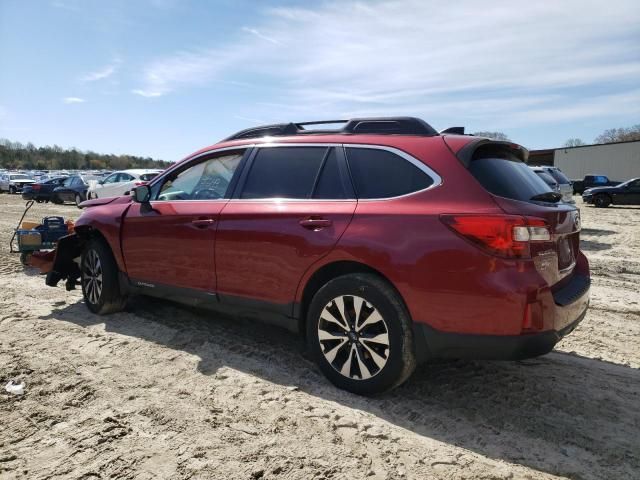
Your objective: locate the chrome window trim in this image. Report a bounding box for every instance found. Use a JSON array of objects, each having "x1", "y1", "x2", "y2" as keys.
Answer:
[
  {"x1": 150, "y1": 142, "x2": 443, "y2": 202},
  {"x1": 343, "y1": 144, "x2": 442, "y2": 201}
]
